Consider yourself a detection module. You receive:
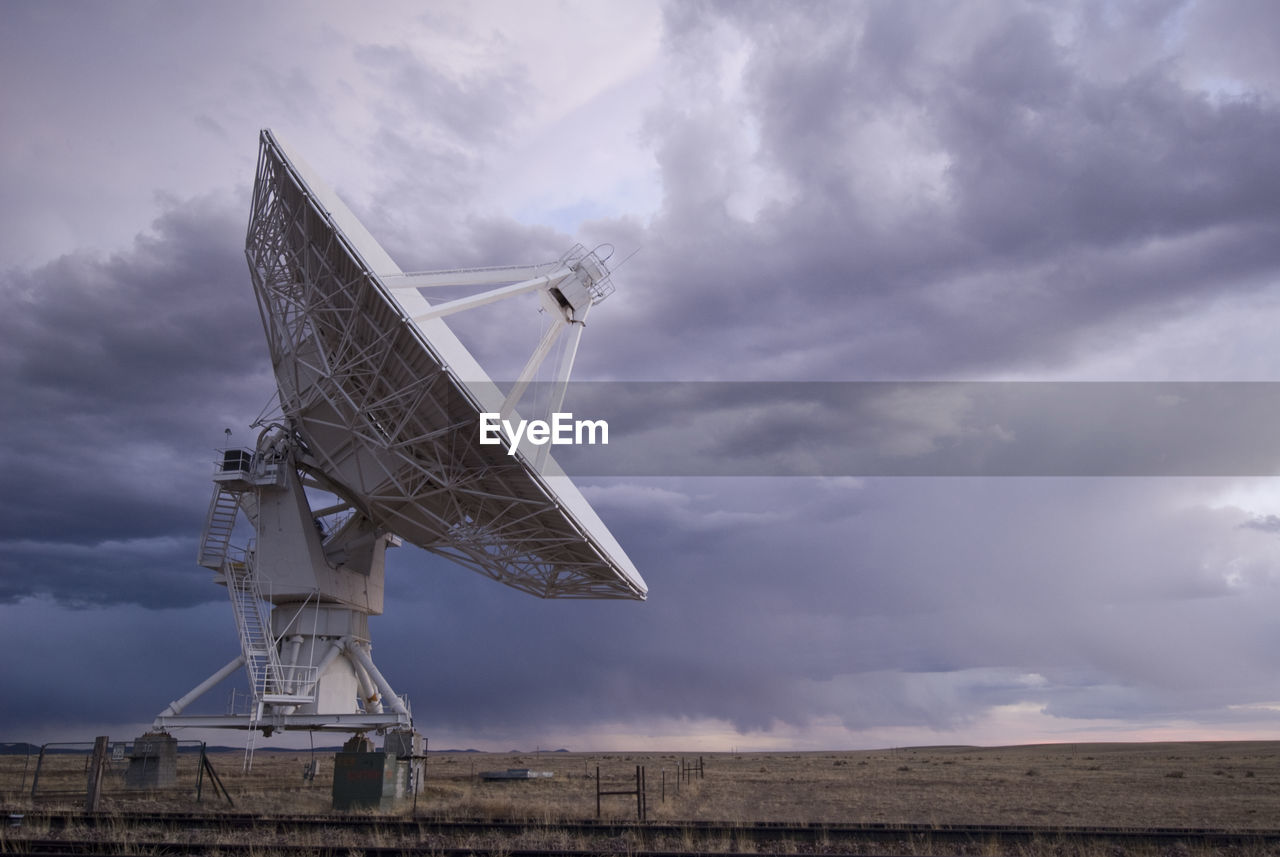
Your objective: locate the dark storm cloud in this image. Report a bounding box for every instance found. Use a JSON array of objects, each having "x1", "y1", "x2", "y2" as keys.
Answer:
[
  {"x1": 1242, "y1": 514, "x2": 1280, "y2": 535},
  {"x1": 0, "y1": 599, "x2": 237, "y2": 736},
  {"x1": 0, "y1": 193, "x2": 274, "y2": 606},
  {"x1": 592, "y1": 1, "x2": 1280, "y2": 381},
  {"x1": 361, "y1": 476, "x2": 1280, "y2": 740},
  {"x1": 531, "y1": 381, "x2": 1280, "y2": 477},
  {"x1": 4, "y1": 0, "x2": 1280, "y2": 749}
]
